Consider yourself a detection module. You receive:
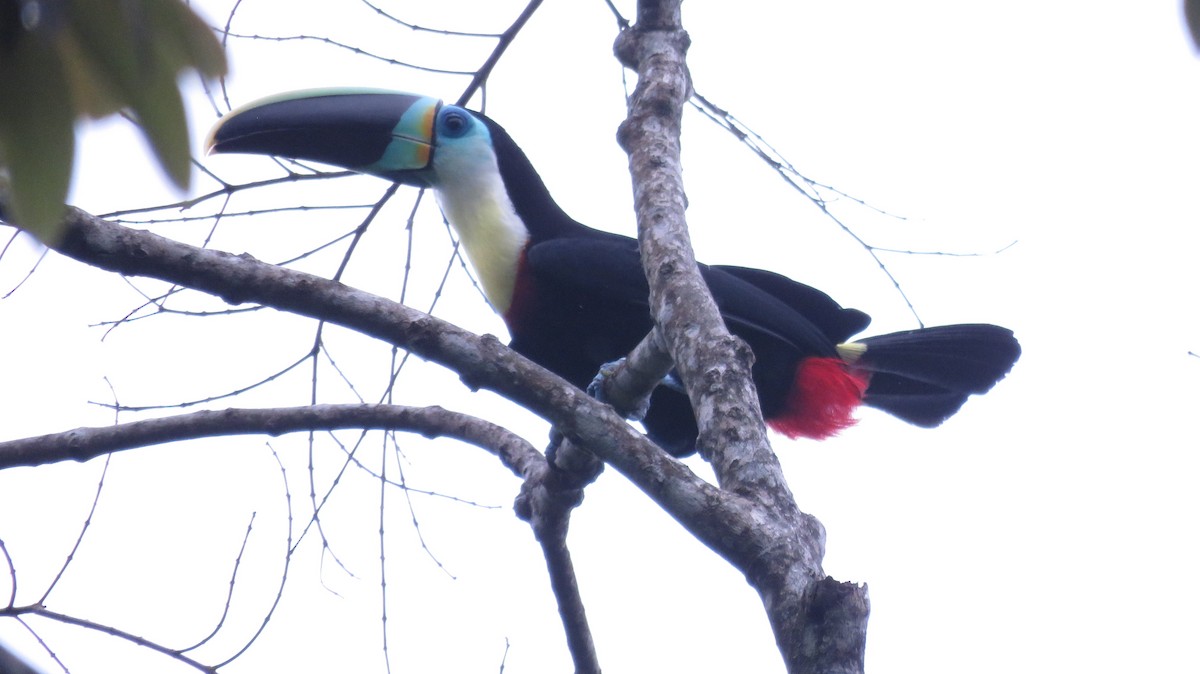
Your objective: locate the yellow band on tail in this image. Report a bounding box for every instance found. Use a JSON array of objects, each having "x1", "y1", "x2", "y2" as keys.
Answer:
[{"x1": 836, "y1": 342, "x2": 867, "y2": 363}]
